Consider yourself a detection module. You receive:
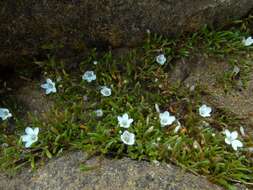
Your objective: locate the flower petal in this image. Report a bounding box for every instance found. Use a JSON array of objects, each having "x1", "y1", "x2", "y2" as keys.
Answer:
[
  {"x1": 34, "y1": 128, "x2": 39, "y2": 136},
  {"x1": 46, "y1": 89, "x2": 52, "y2": 94},
  {"x1": 231, "y1": 131, "x2": 238, "y2": 140},
  {"x1": 128, "y1": 118, "x2": 133, "y2": 125},
  {"x1": 156, "y1": 54, "x2": 166, "y2": 65},
  {"x1": 41, "y1": 84, "x2": 48, "y2": 89},
  {"x1": 21, "y1": 135, "x2": 31, "y2": 142},
  {"x1": 225, "y1": 138, "x2": 231, "y2": 145},
  {"x1": 46, "y1": 78, "x2": 52, "y2": 84},
  {"x1": 25, "y1": 141, "x2": 33, "y2": 148},
  {"x1": 51, "y1": 87, "x2": 57, "y2": 93},
  {"x1": 121, "y1": 130, "x2": 135, "y2": 145},
  {"x1": 82, "y1": 71, "x2": 96, "y2": 82},
  {"x1": 95, "y1": 109, "x2": 103, "y2": 117},
  {"x1": 232, "y1": 140, "x2": 243, "y2": 151},
  {"x1": 100, "y1": 86, "x2": 111, "y2": 96},
  {"x1": 117, "y1": 116, "x2": 122, "y2": 123},
  {"x1": 167, "y1": 116, "x2": 176, "y2": 125},
  {"x1": 224, "y1": 129, "x2": 231, "y2": 138},
  {"x1": 0, "y1": 108, "x2": 12, "y2": 120},
  {"x1": 199, "y1": 104, "x2": 212, "y2": 117},
  {"x1": 25, "y1": 127, "x2": 34, "y2": 135},
  {"x1": 122, "y1": 113, "x2": 128, "y2": 120},
  {"x1": 243, "y1": 37, "x2": 253, "y2": 46}
]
